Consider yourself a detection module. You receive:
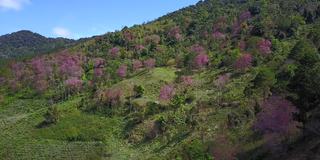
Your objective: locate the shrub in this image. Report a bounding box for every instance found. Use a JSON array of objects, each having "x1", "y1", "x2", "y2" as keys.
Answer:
[
  {"x1": 171, "y1": 94, "x2": 186, "y2": 108},
  {"x1": 43, "y1": 106, "x2": 60, "y2": 125},
  {"x1": 133, "y1": 85, "x2": 144, "y2": 98},
  {"x1": 182, "y1": 140, "x2": 213, "y2": 160}
]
